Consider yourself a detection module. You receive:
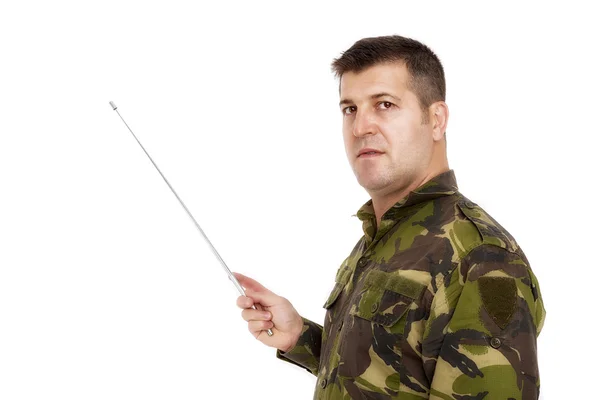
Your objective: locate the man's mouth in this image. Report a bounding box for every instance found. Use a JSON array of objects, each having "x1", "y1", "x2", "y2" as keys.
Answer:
[{"x1": 357, "y1": 148, "x2": 384, "y2": 158}]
